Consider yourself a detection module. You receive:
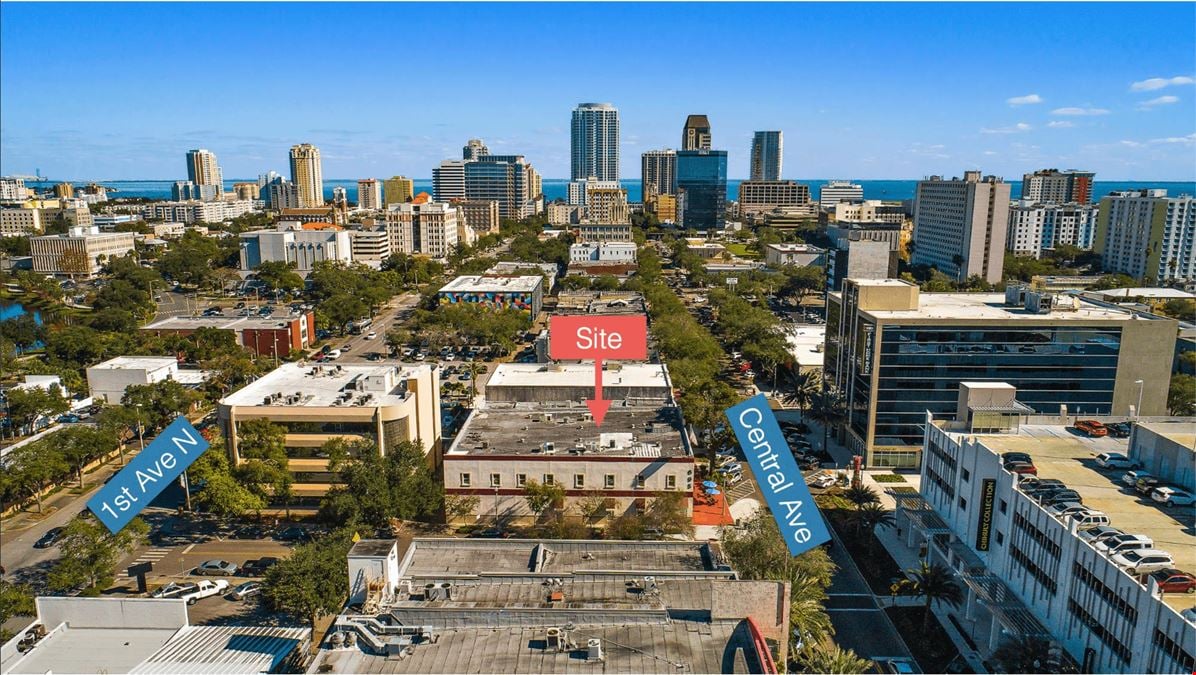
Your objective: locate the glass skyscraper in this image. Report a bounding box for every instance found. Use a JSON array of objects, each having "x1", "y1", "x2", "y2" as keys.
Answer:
[
  {"x1": 570, "y1": 103, "x2": 619, "y2": 182},
  {"x1": 675, "y1": 150, "x2": 727, "y2": 229}
]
